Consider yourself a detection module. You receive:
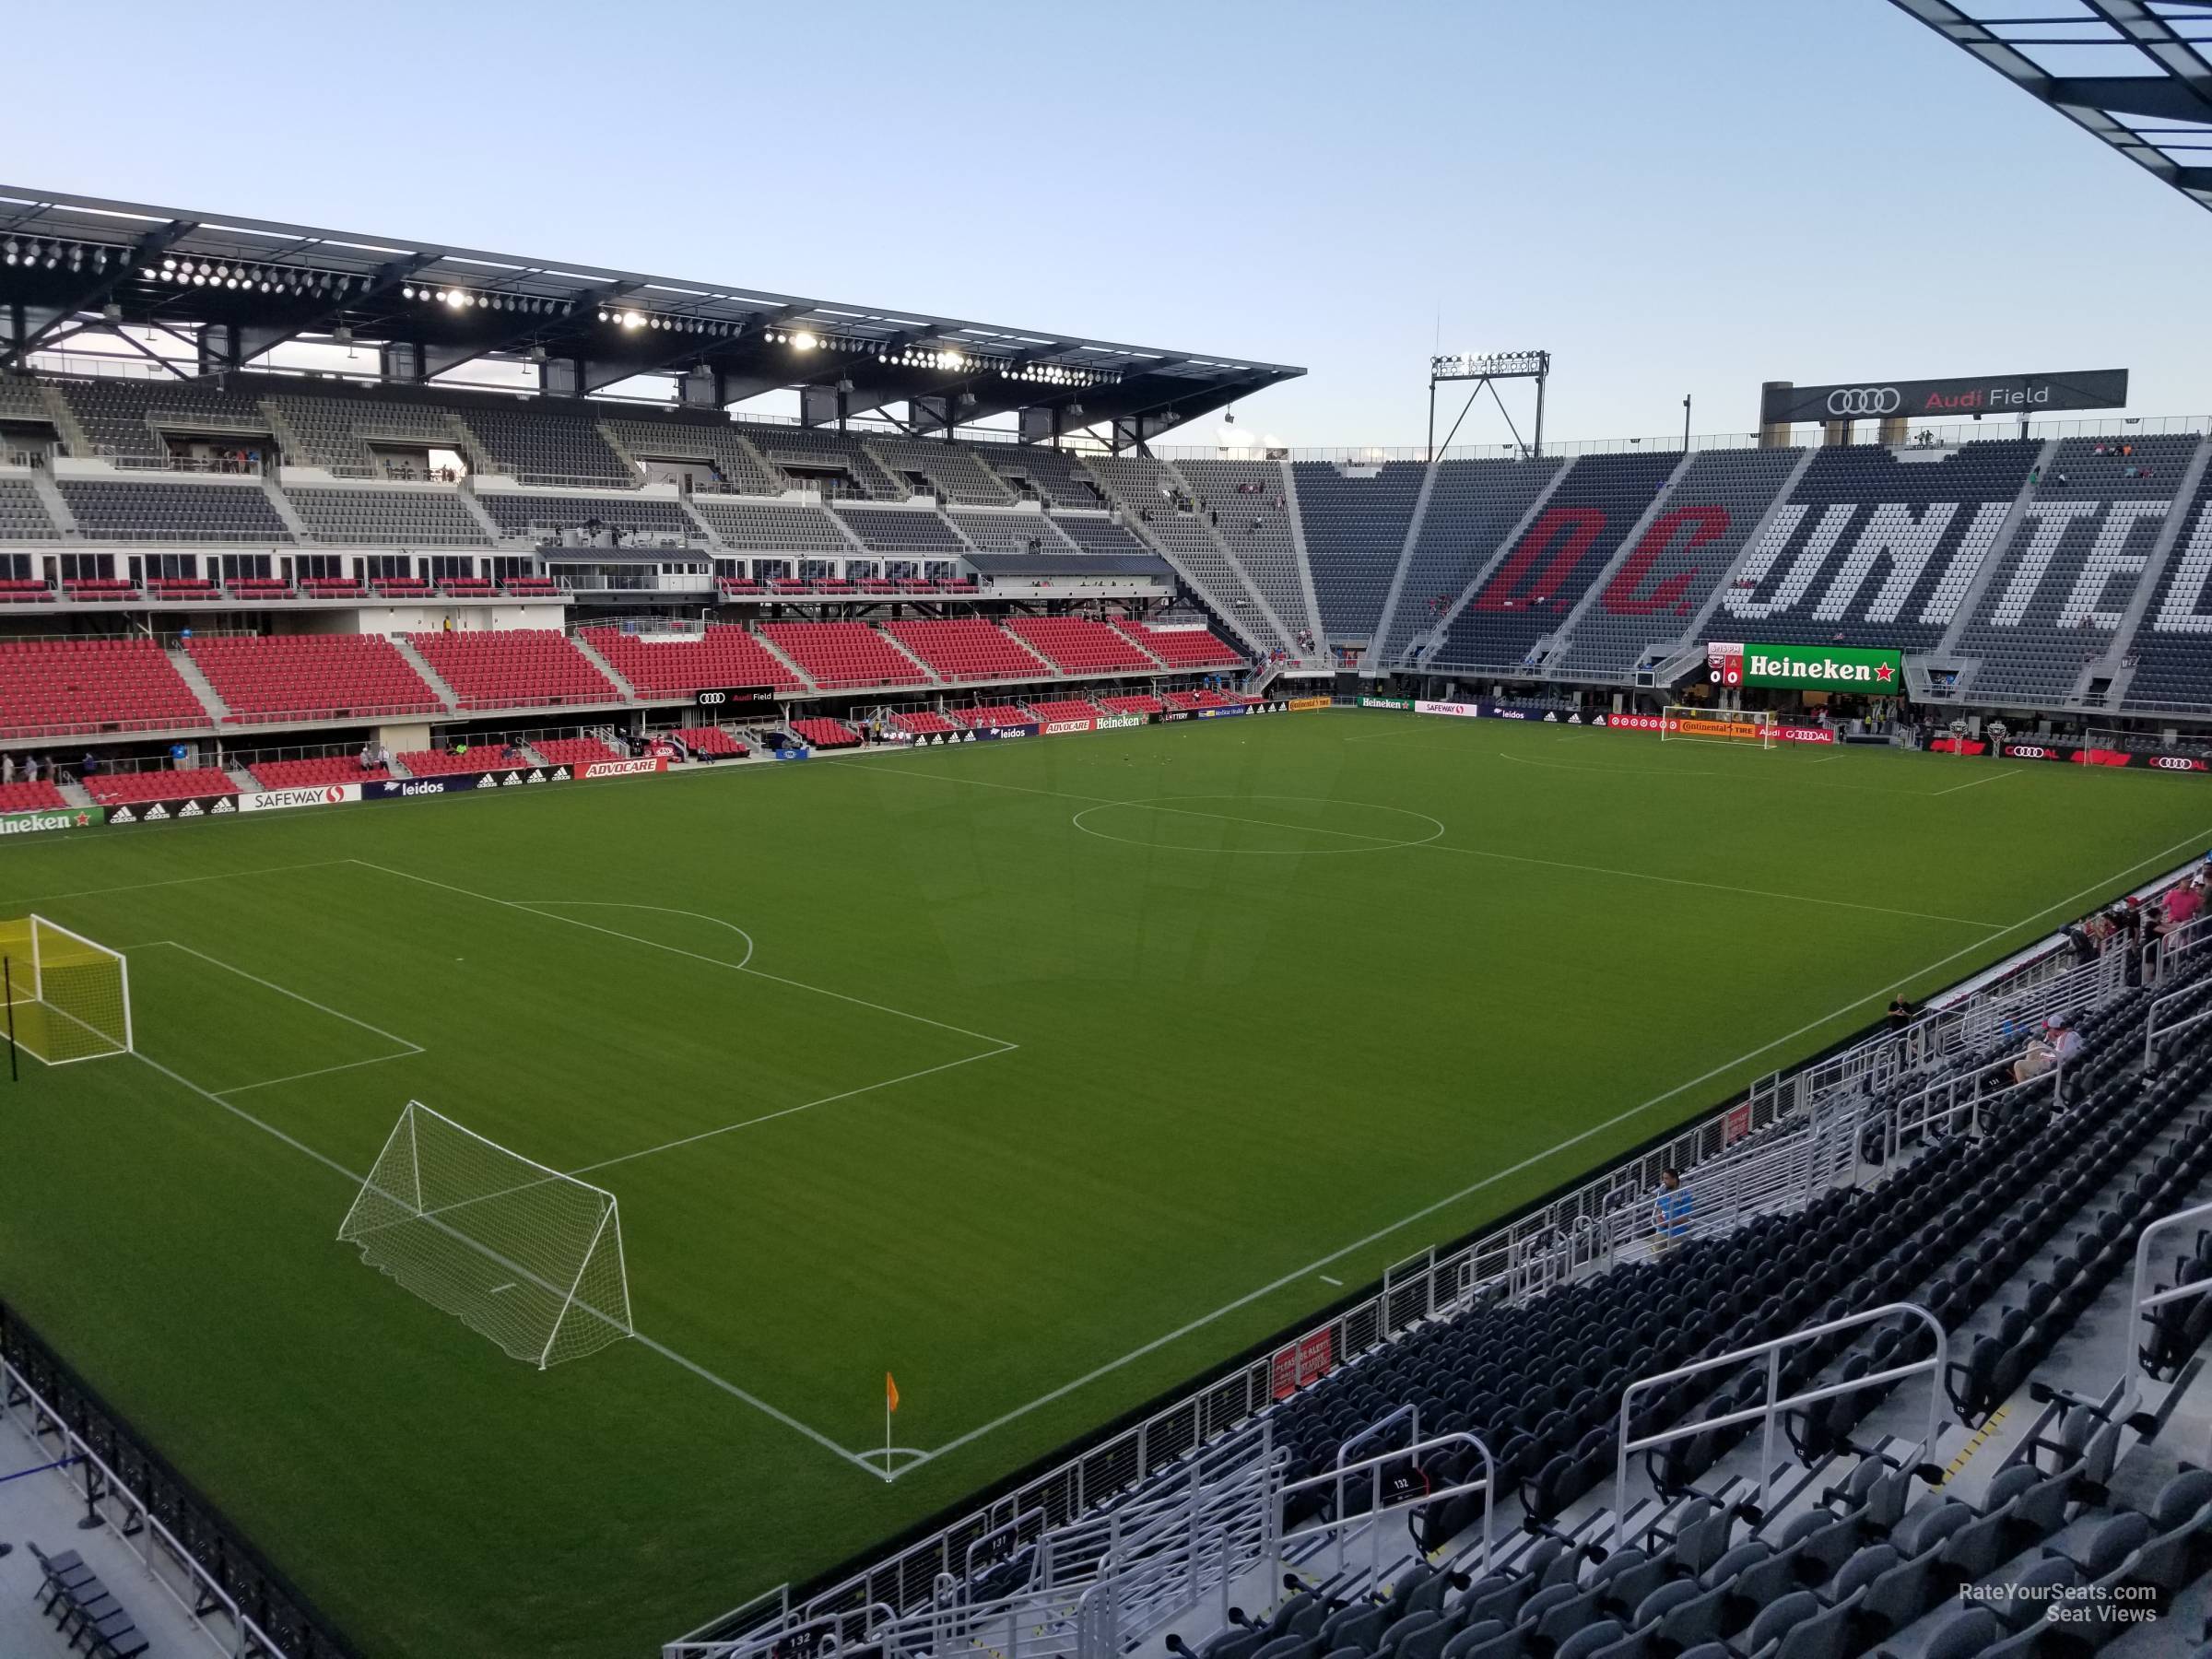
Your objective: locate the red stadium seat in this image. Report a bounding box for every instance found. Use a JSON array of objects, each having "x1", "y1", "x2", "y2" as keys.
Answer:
[
  {"x1": 582, "y1": 626, "x2": 805, "y2": 698},
  {"x1": 1006, "y1": 618, "x2": 1158, "y2": 674},
  {"x1": 534, "y1": 736, "x2": 626, "y2": 767},
  {"x1": 1115, "y1": 621, "x2": 1243, "y2": 669},
  {"x1": 249, "y1": 757, "x2": 391, "y2": 789},
  {"x1": 789, "y1": 716, "x2": 862, "y2": 749},
  {"x1": 188, "y1": 634, "x2": 442, "y2": 724},
  {"x1": 0, "y1": 639, "x2": 210, "y2": 739},
  {"x1": 407, "y1": 630, "x2": 622, "y2": 710},
  {"x1": 85, "y1": 767, "x2": 238, "y2": 806},
  {"x1": 759, "y1": 623, "x2": 927, "y2": 689},
  {"x1": 885, "y1": 619, "x2": 1049, "y2": 683}
]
